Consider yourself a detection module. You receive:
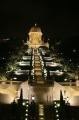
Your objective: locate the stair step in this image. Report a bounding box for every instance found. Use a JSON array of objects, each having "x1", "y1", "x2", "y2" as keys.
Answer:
[
  {"x1": 35, "y1": 64, "x2": 41, "y2": 67},
  {"x1": 35, "y1": 72, "x2": 42, "y2": 75},
  {"x1": 33, "y1": 51, "x2": 44, "y2": 85},
  {"x1": 35, "y1": 61, "x2": 40, "y2": 63},
  {"x1": 37, "y1": 80, "x2": 44, "y2": 84},
  {"x1": 34, "y1": 68, "x2": 41, "y2": 71}
]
